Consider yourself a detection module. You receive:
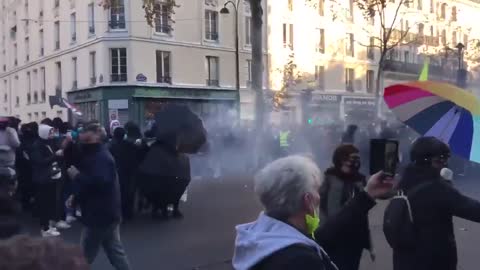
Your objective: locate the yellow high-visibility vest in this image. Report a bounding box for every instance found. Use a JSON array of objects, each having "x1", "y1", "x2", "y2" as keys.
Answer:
[{"x1": 279, "y1": 131, "x2": 290, "y2": 147}]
